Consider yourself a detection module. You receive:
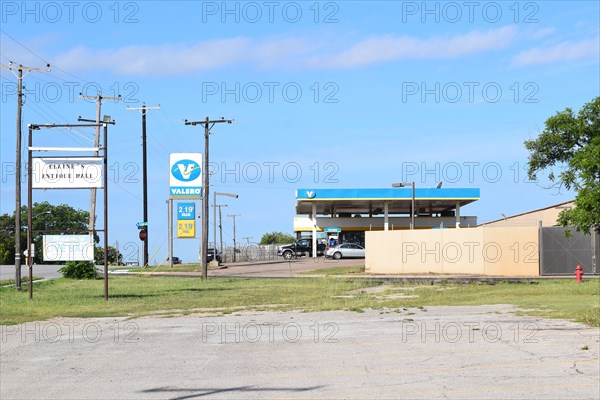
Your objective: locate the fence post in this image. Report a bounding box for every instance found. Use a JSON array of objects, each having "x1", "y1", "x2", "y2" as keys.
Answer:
[
  {"x1": 538, "y1": 220, "x2": 543, "y2": 276},
  {"x1": 592, "y1": 228, "x2": 597, "y2": 275}
]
